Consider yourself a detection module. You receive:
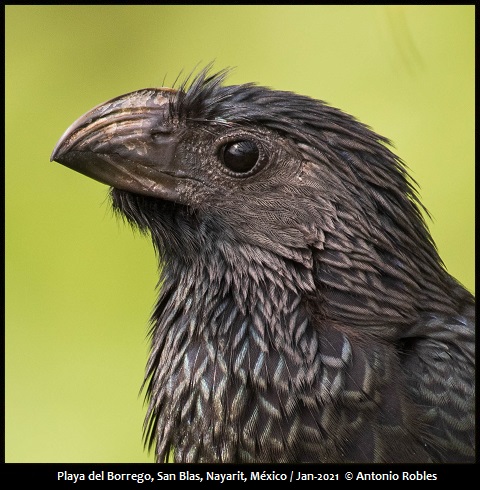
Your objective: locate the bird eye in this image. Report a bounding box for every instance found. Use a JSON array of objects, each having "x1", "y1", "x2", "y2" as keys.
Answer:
[{"x1": 220, "y1": 140, "x2": 260, "y2": 174}]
